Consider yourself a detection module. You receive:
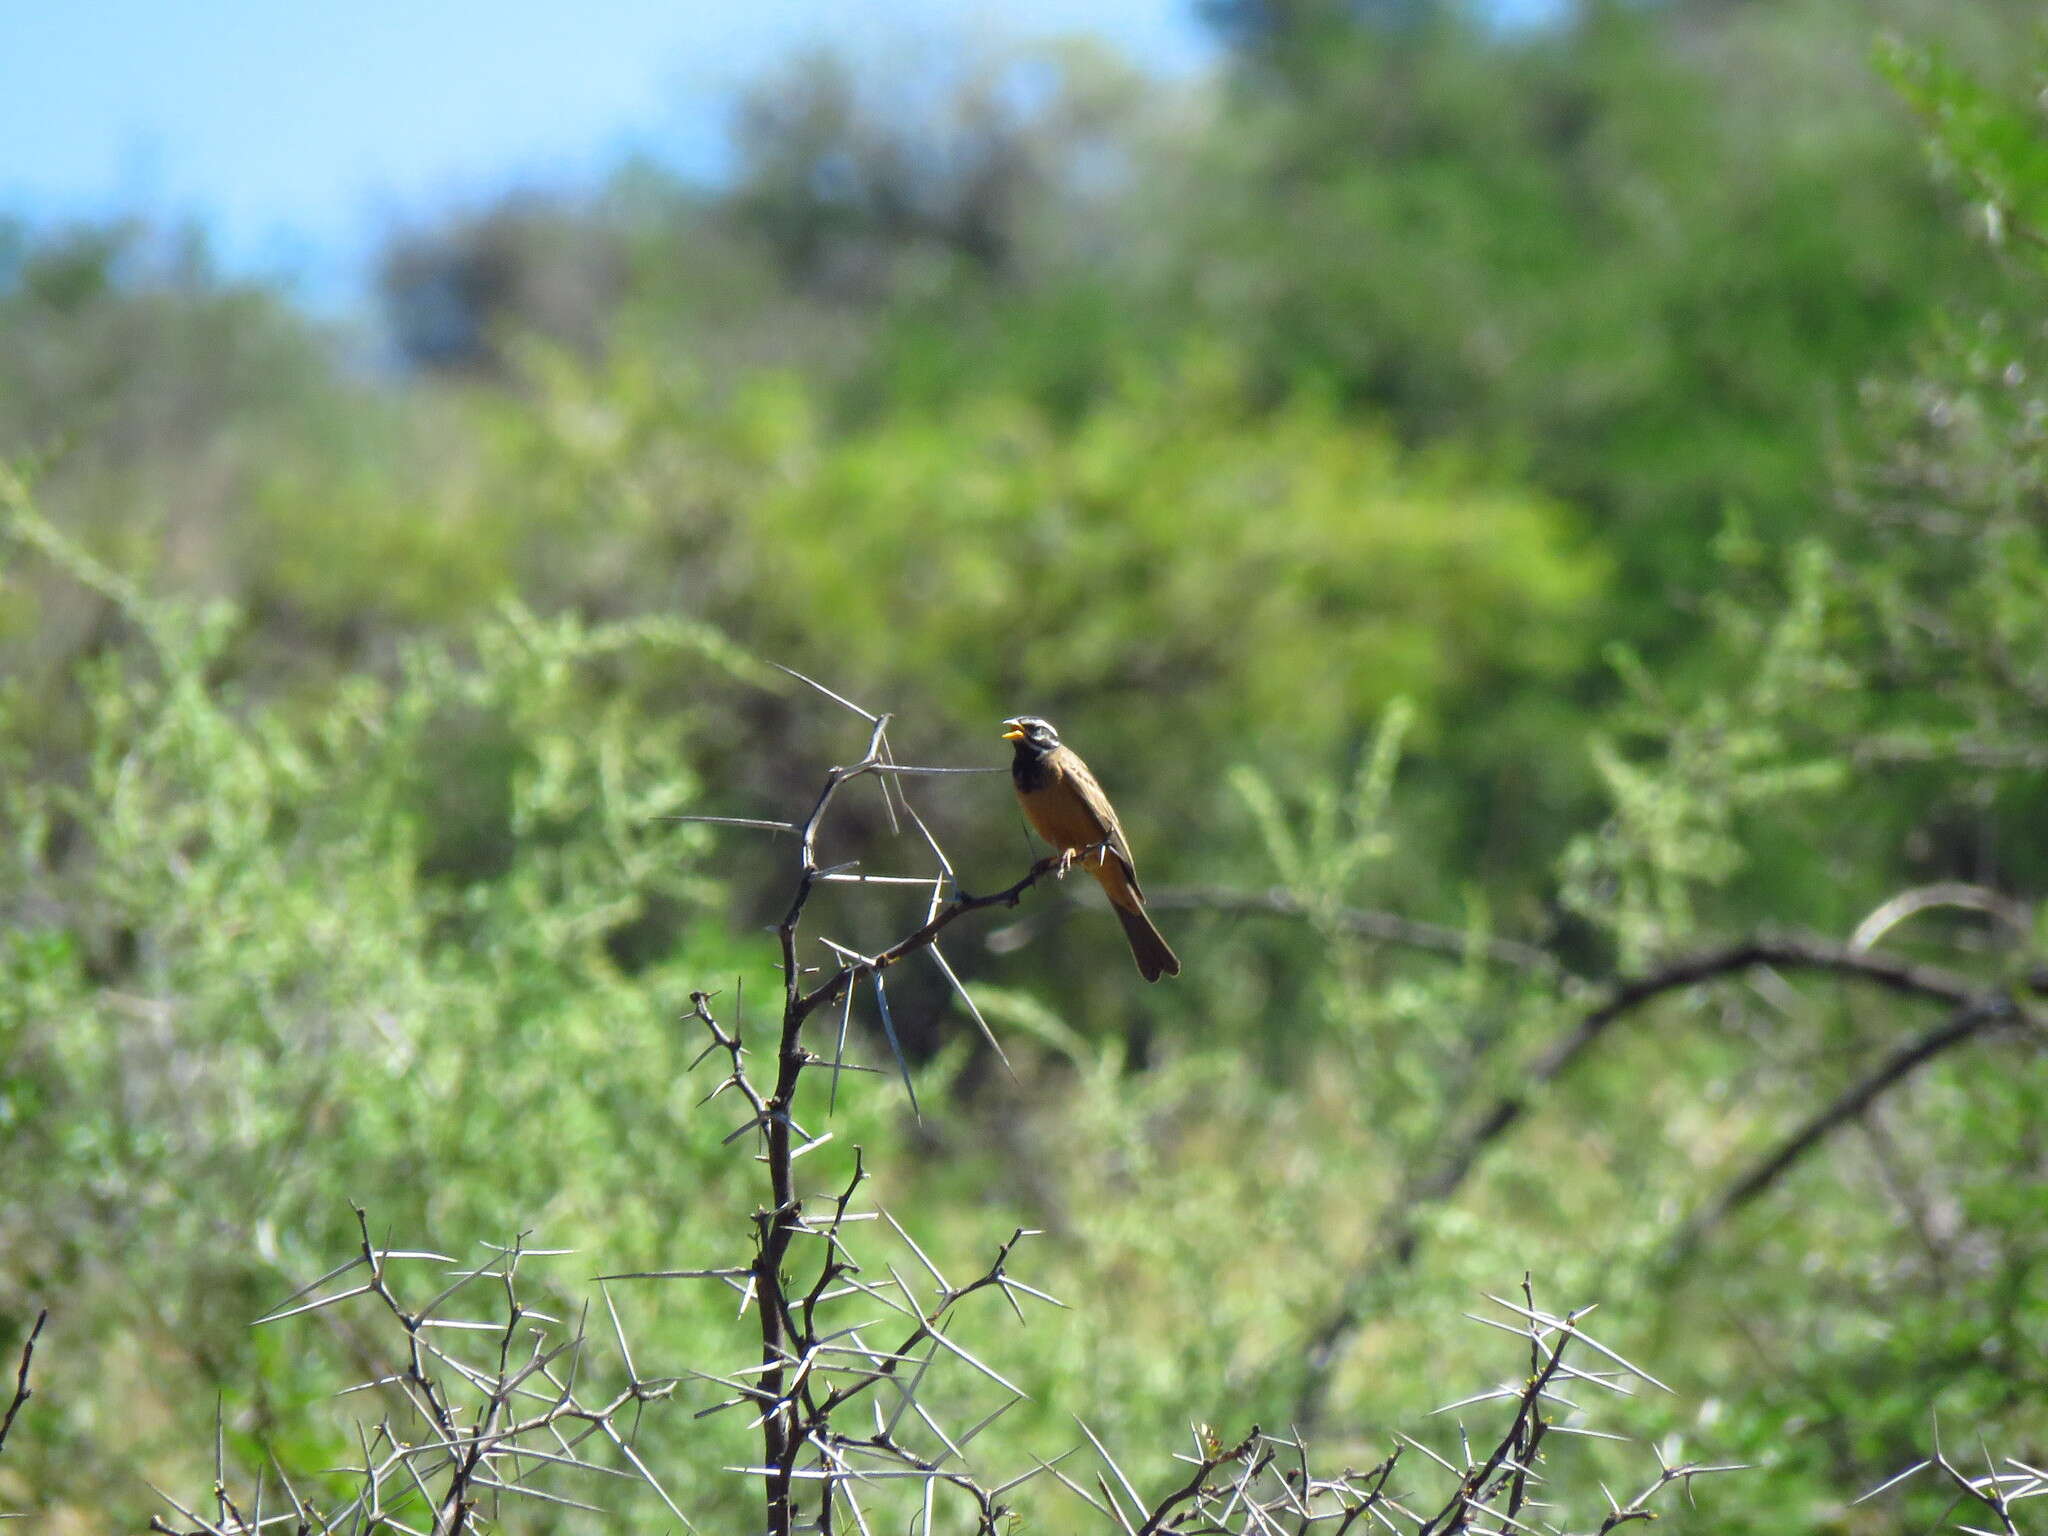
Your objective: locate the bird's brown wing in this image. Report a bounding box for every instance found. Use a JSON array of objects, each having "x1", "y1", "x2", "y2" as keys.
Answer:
[
  {"x1": 1056, "y1": 750, "x2": 1145, "y2": 904},
  {"x1": 1019, "y1": 743, "x2": 1179, "y2": 980}
]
